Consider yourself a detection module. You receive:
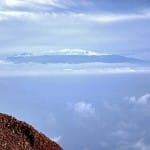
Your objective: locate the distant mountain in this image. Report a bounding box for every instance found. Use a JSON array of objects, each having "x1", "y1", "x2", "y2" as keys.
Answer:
[{"x1": 5, "y1": 52, "x2": 146, "y2": 64}]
